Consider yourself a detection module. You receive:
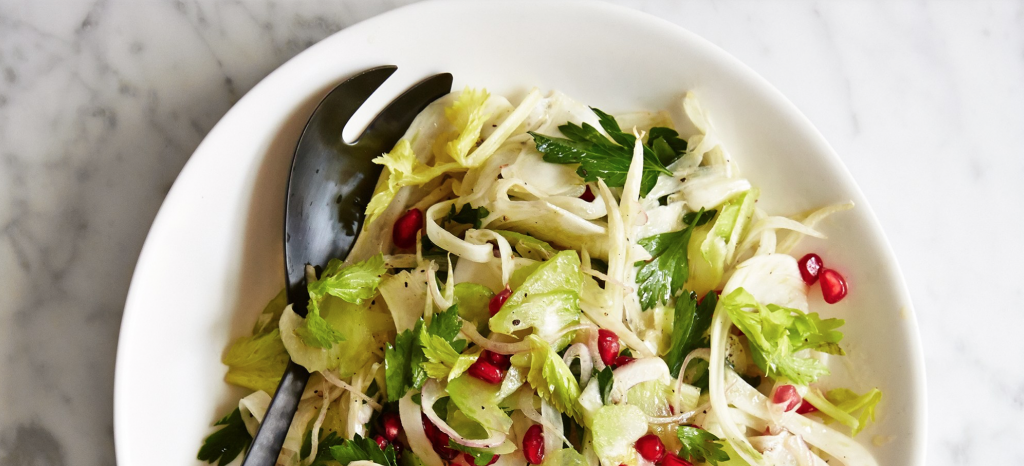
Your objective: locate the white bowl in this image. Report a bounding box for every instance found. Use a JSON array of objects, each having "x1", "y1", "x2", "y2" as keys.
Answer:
[{"x1": 114, "y1": 1, "x2": 926, "y2": 465}]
